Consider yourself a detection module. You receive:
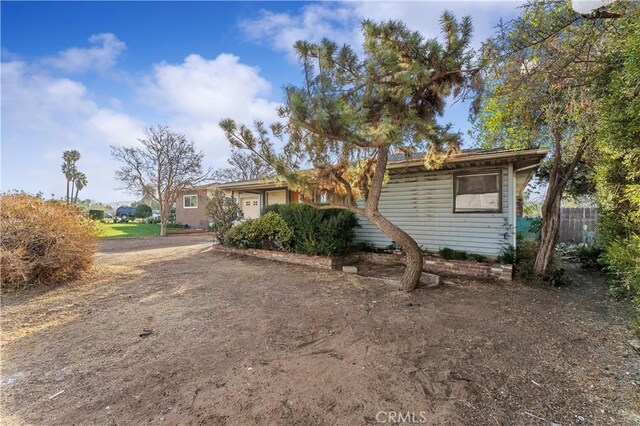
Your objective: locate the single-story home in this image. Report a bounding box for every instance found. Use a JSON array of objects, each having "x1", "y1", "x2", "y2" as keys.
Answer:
[{"x1": 176, "y1": 148, "x2": 547, "y2": 258}]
